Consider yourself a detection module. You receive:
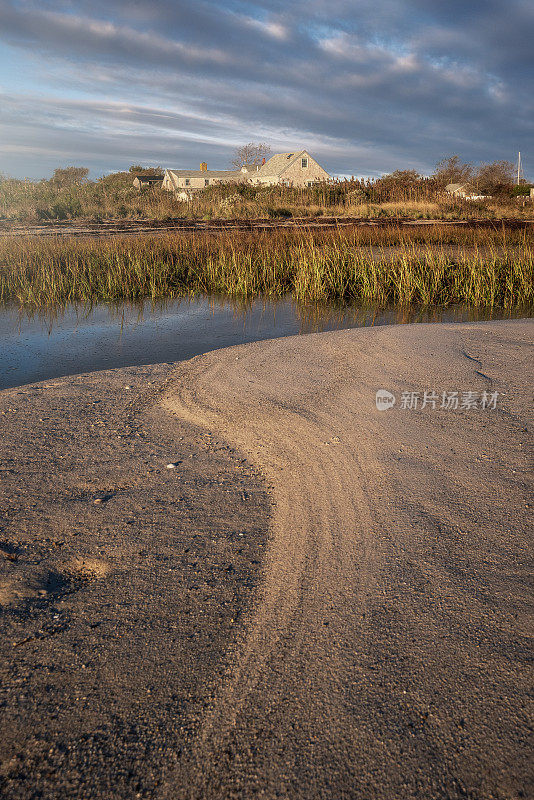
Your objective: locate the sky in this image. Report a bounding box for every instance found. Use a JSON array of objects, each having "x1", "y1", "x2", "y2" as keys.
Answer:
[{"x1": 0, "y1": 0, "x2": 533, "y2": 180}]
